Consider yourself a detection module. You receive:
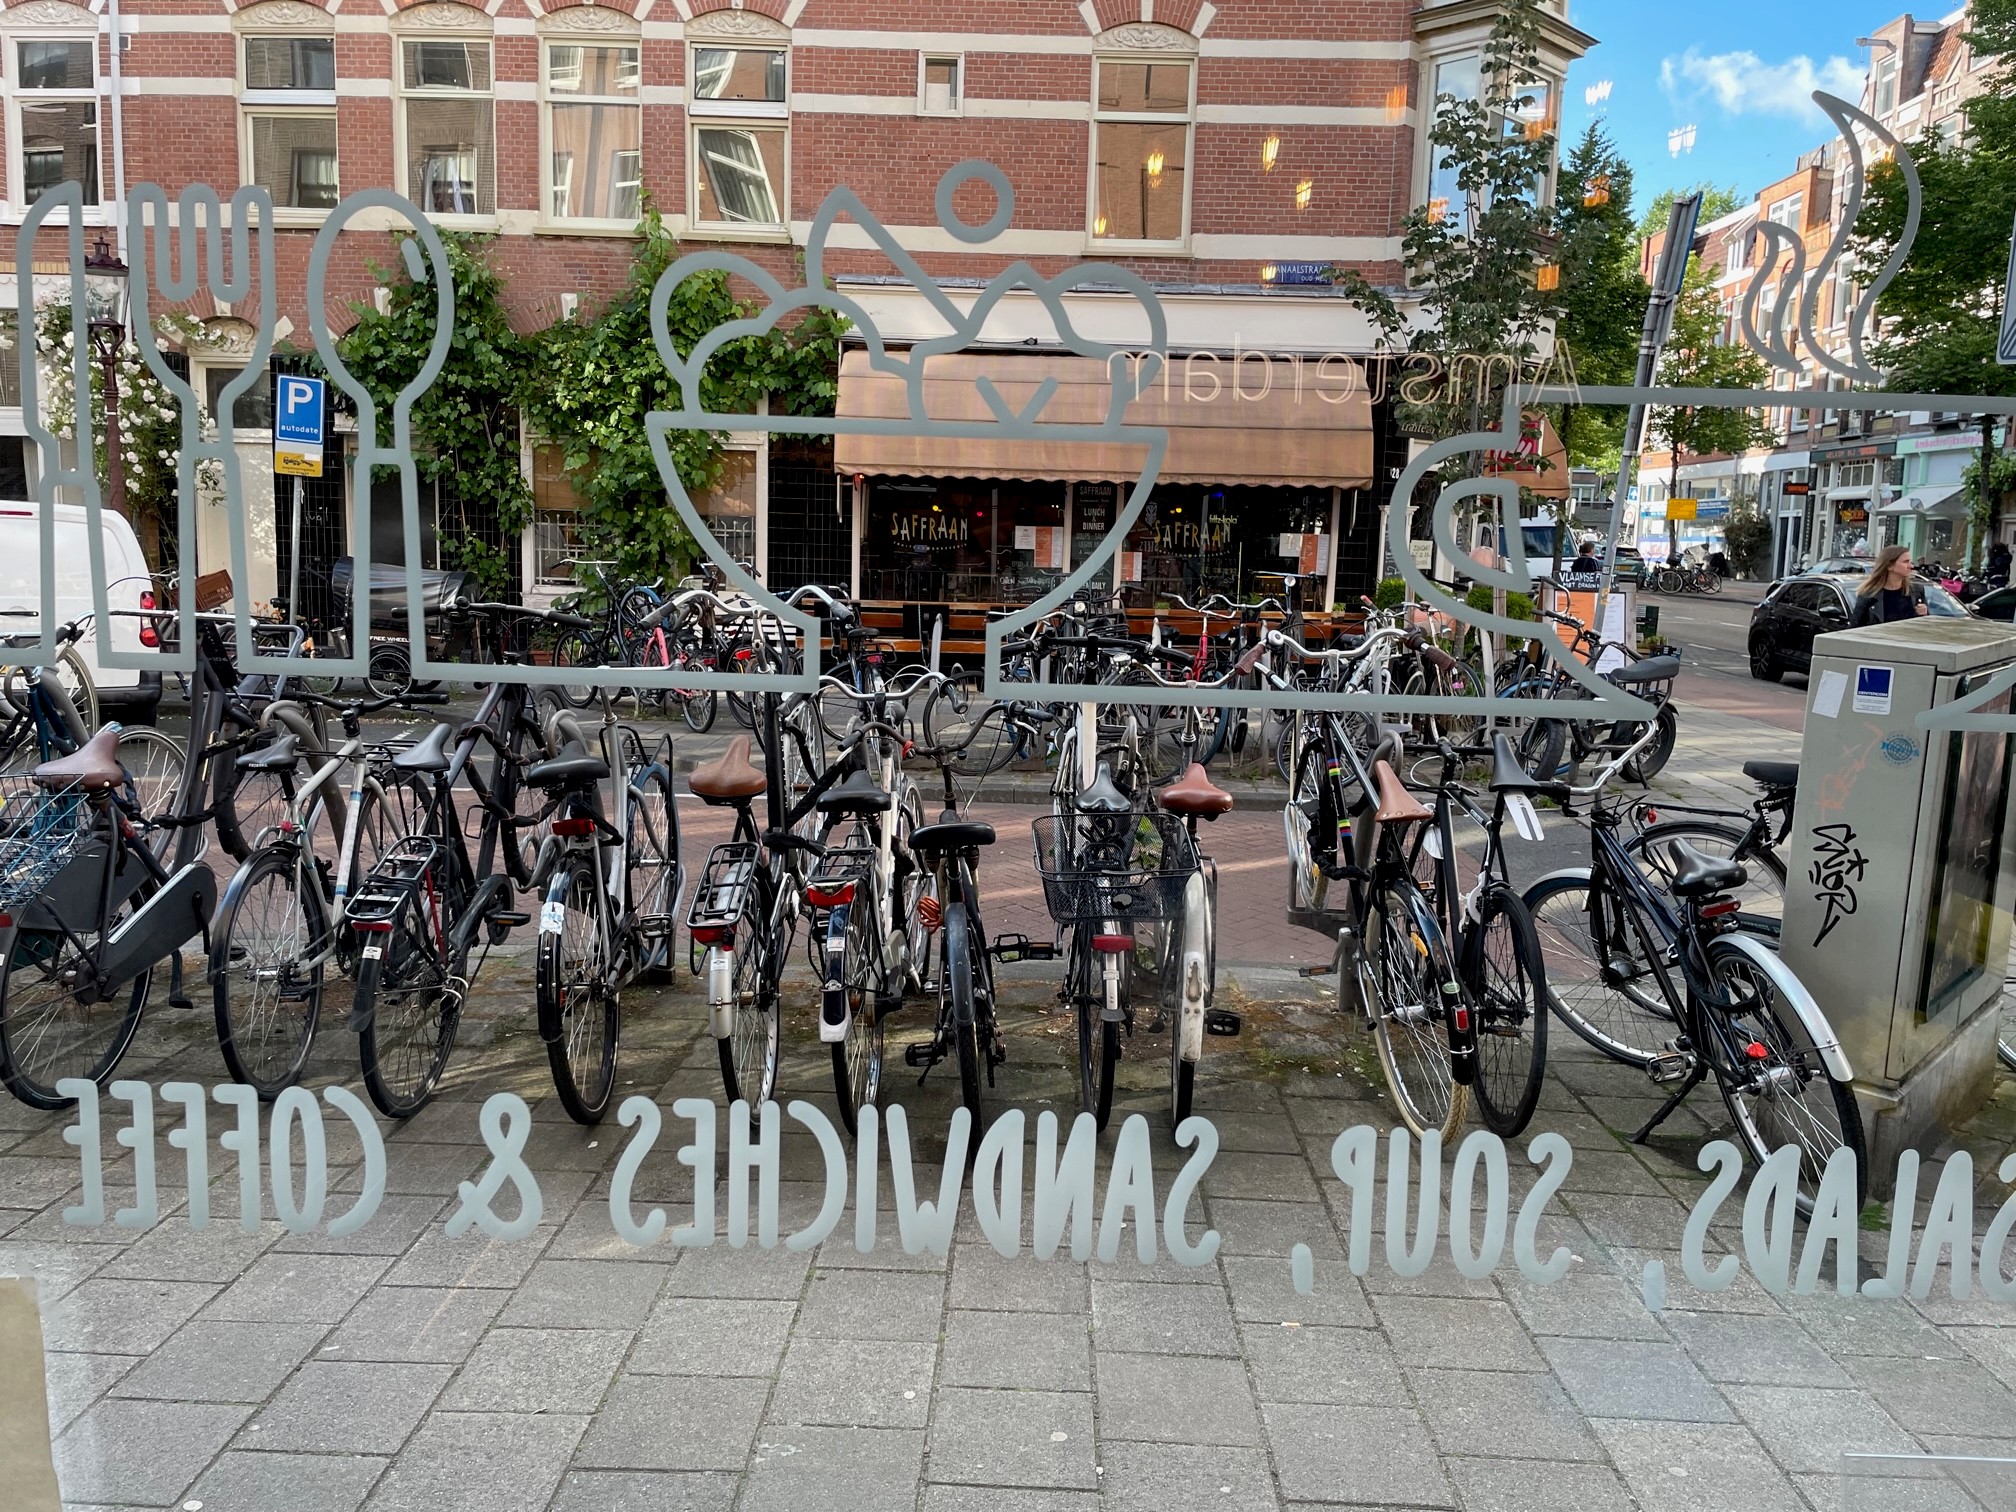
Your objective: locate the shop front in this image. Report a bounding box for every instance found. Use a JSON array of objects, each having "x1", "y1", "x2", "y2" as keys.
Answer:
[
  {"x1": 1811, "y1": 439, "x2": 1898, "y2": 559},
  {"x1": 834, "y1": 347, "x2": 1379, "y2": 627}
]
